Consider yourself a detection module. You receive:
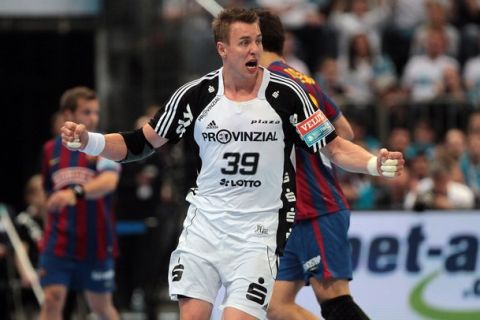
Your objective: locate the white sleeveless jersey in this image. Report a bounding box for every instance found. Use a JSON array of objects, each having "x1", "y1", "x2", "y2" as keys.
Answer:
[{"x1": 150, "y1": 68, "x2": 336, "y2": 241}]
